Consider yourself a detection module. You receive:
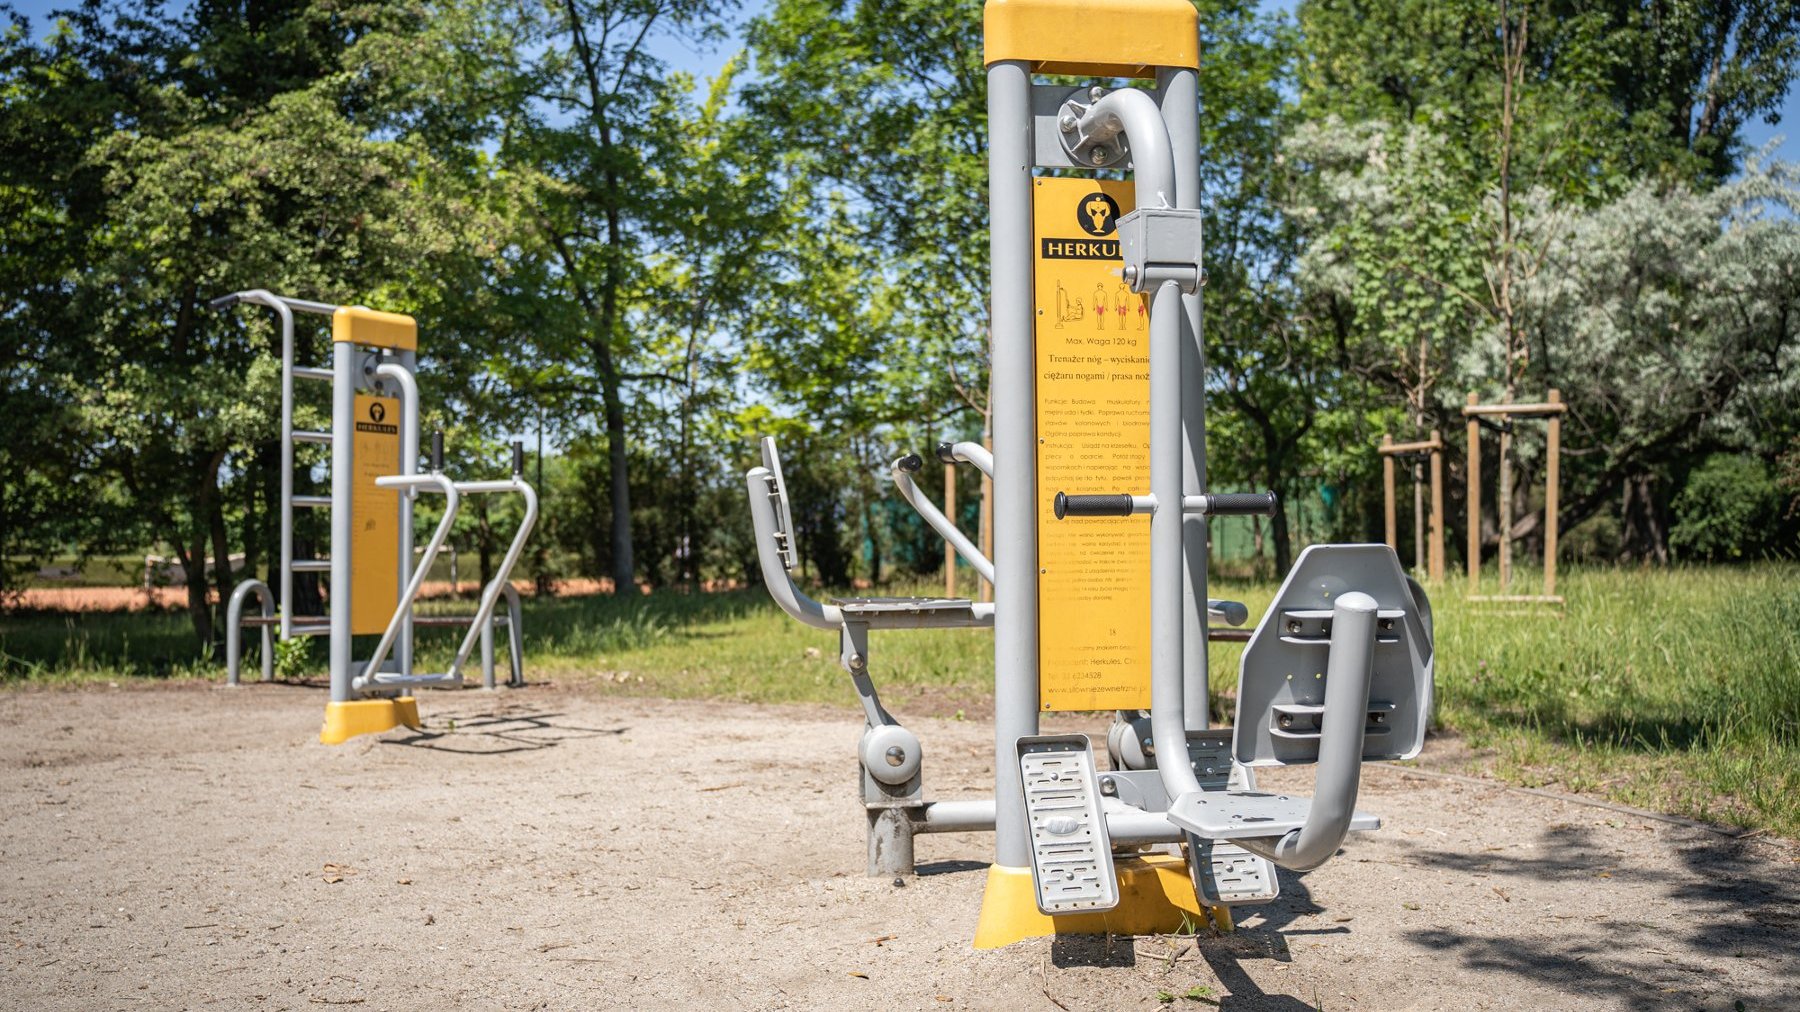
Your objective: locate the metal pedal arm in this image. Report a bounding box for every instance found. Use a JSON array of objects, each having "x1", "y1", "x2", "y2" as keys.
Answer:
[{"x1": 1237, "y1": 591, "x2": 1379, "y2": 871}]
